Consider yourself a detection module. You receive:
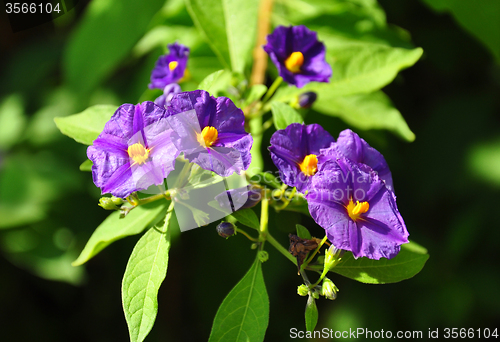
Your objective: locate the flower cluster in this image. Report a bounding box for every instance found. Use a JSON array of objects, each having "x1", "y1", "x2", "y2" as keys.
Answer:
[
  {"x1": 88, "y1": 90, "x2": 252, "y2": 199},
  {"x1": 269, "y1": 125, "x2": 408, "y2": 260}
]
